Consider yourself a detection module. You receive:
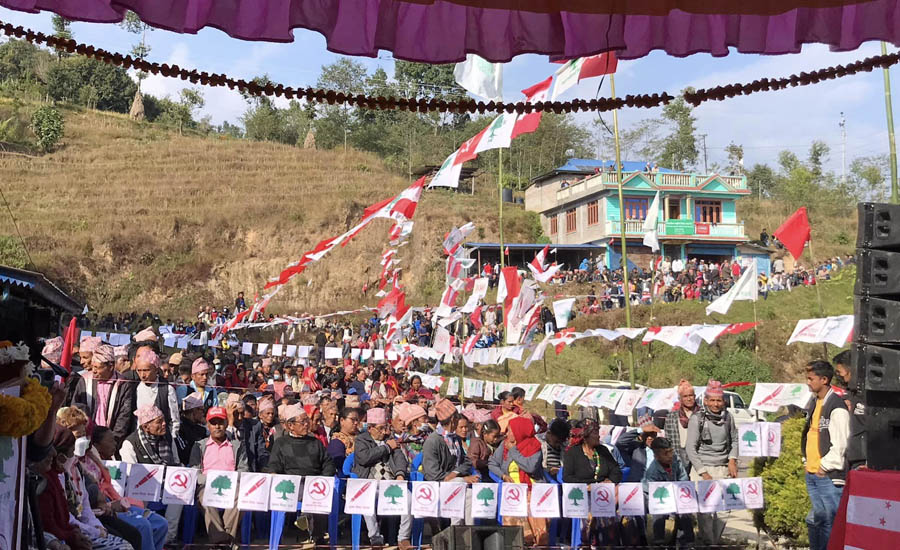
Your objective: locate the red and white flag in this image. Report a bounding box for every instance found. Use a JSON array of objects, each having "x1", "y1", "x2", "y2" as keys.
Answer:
[
  {"x1": 551, "y1": 52, "x2": 618, "y2": 100},
  {"x1": 828, "y1": 470, "x2": 900, "y2": 550},
  {"x1": 527, "y1": 245, "x2": 562, "y2": 283},
  {"x1": 787, "y1": 315, "x2": 854, "y2": 347},
  {"x1": 462, "y1": 334, "x2": 479, "y2": 355},
  {"x1": 512, "y1": 77, "x2": 553, "y2": 139},
  {"x1": 443, "y1": 222, "x2": 477, "y2": 255},
  {"x1": 496, "y1": 266, "x2": 521, "y2": 314}
]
